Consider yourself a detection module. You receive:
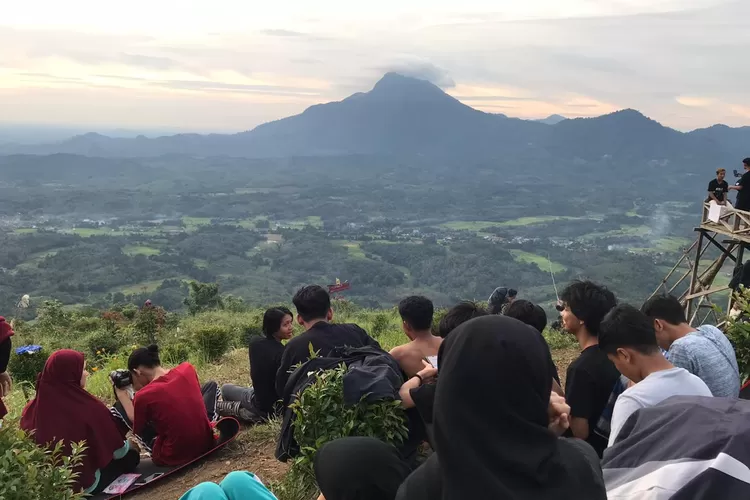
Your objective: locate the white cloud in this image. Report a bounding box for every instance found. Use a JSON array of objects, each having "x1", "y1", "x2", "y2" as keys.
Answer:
[{"x1": 0, "y1": 0, "x2": 748, "y2": 131}]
